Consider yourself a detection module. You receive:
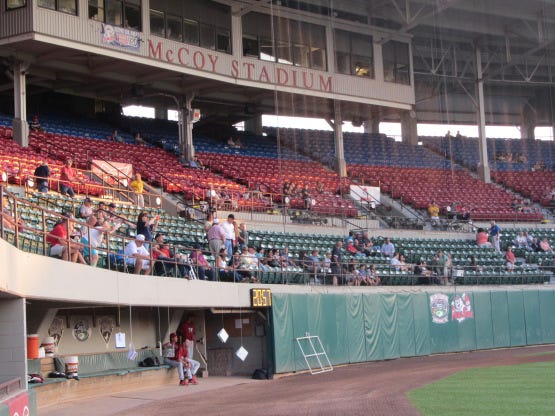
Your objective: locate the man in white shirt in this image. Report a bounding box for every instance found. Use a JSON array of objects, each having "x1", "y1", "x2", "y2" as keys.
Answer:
[
  {"x1": 124, "y1": 234, "x2": 151, "y2": 274},
  {"x1": 220, "y1": 214, "x2": 236, "y2": 256}
]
